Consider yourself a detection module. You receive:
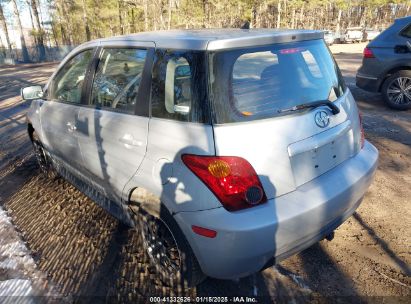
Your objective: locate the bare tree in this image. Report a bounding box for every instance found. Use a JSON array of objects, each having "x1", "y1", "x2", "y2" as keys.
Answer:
[
  {"x1": 118, "y1": 0, "x2": 124, "y2": 35},
  {"x1": 276, "y1": 0, "x2": 281, "y2": 28},
  {"x1": 81, "y1": 0, "x2": 91, "y2": 40},
  {"x1": 0, "y1": 1, "x2": 12, "y2": 55},
  {"x1": 55, "y1": 1, "x2": 69, "y2": 45},
  {"x1": 30, "y1": 0, "x2": 46, "y2": 60},
  {"x1": 143, "y1": 0, "x2": 148, "y2": 31},
  {"x1": 167, "y1": 0, "x2": 172, "y2": 30},
  {"x1": 11, "y1": 0, "x2": 30, "y2": 62},
  {"x1": 336, "y1": 8, "x2": 342, "y2": 33}
]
